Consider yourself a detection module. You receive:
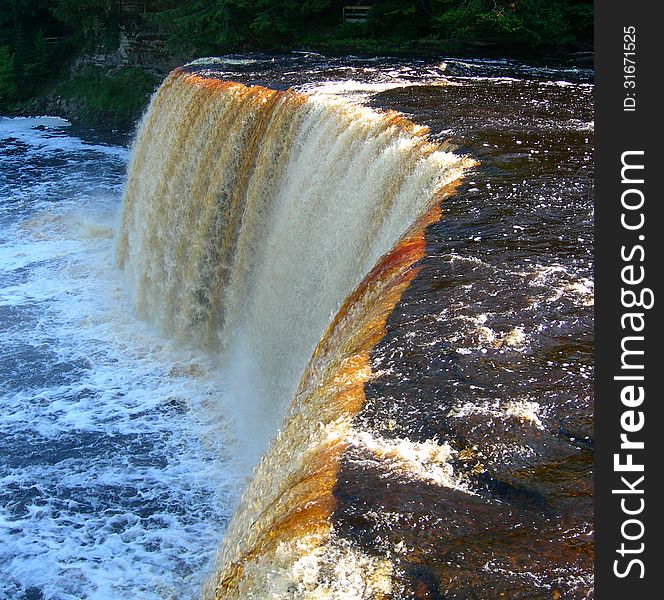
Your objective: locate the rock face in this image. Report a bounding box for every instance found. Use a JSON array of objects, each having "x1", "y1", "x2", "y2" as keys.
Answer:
[
  {"x1": 73, "y1": 30, "x2": 182, "y2": 77},
  {"x1": 10, "y1": 30, "x2": 178, "y2": 128}
]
